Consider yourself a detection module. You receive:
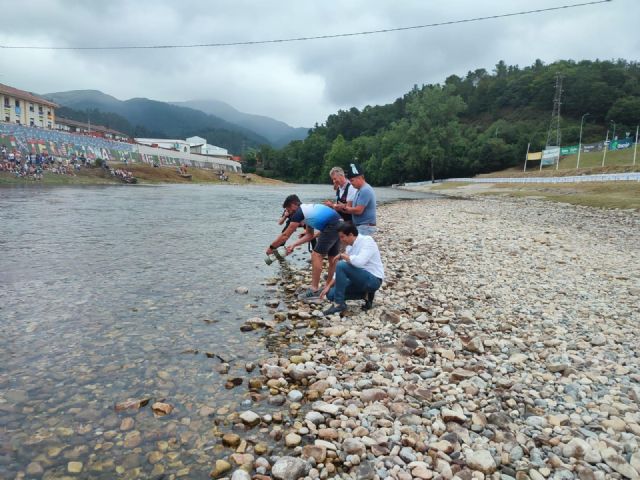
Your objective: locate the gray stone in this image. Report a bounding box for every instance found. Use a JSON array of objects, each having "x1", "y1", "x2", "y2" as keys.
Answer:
[{"x1": 272, "y1": 456, "x2": 309, "y2": 480}]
